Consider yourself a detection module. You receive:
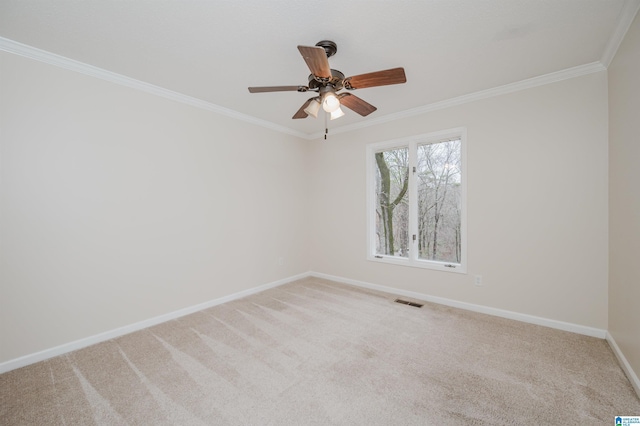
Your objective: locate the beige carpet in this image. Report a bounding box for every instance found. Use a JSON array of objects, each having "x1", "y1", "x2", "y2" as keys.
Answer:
[{"x1": 1, "y1": 277, "x2": 639, "y2": 425}]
